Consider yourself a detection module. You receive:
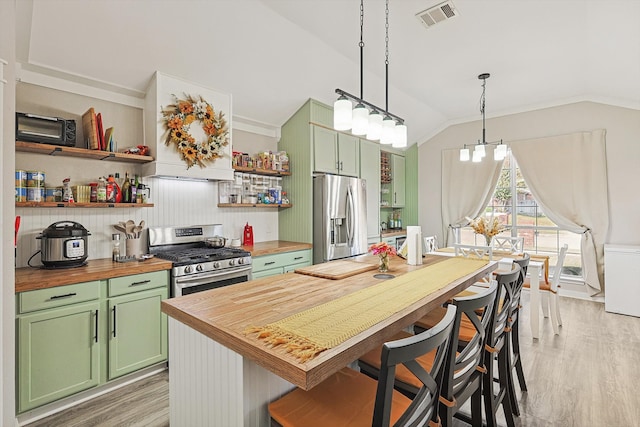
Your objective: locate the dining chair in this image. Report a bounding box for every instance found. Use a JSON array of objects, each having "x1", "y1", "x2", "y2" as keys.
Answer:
[
  {"x1": 504, "y1": 253, "x2": 530, "y2": 416},
  {"x1": 454, "y1": 243, "x2": 493, "y2": 261},
  {"x1": 492, "y1": 236, "x2": 524, "y2": 254},
  {"x1": 424, "y1": 235, "x2": 439, "y2": 253},
  {"x1": 359, "y1": 283, "x2": 498, "y2": 427},
  {"x1": 269, "y1": 305, "x2": 457, "y2": 427},
  {"x1": 523, "y1": 244, "x2": 568, "y2": 335}
]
